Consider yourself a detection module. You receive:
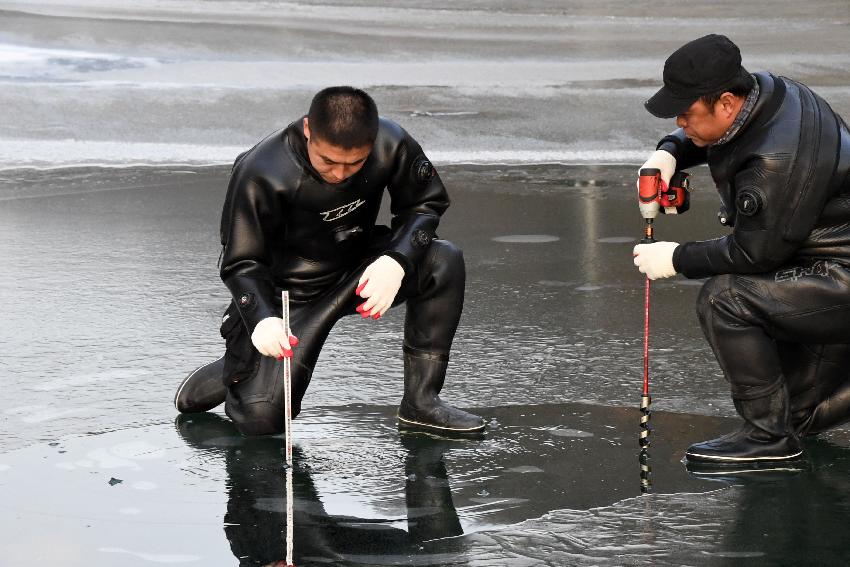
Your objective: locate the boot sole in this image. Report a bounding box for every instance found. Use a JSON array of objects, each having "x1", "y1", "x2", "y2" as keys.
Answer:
[
  {"x1": 174, "y1": 356, "x2": 225, "y2": 412},
  {"x1": 685, "y1": 449, "x2": 804, "y2": 463},
  {"x1": 686, "y1": 465, "x2": 804, "y2": 476},
  {"x1": 397, "y1": 413, "x2": 486, "y2": 433}
]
